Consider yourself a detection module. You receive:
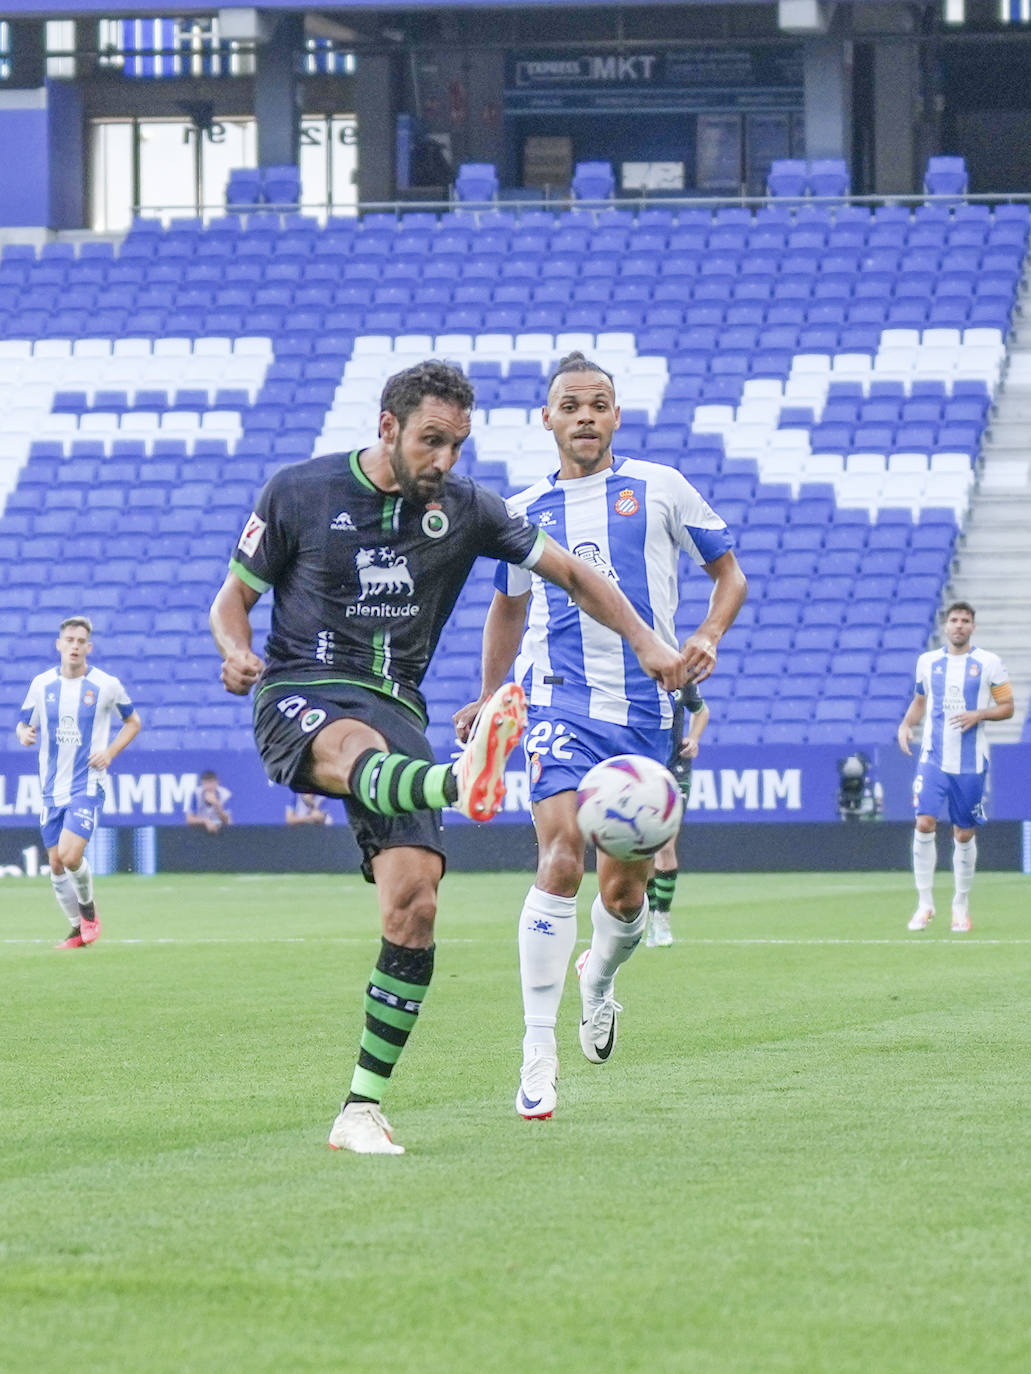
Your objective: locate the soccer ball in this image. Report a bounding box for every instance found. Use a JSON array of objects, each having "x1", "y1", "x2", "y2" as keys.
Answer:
[{"x1": 576, "y1": 754, "x2": 684, "y2": 861}]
